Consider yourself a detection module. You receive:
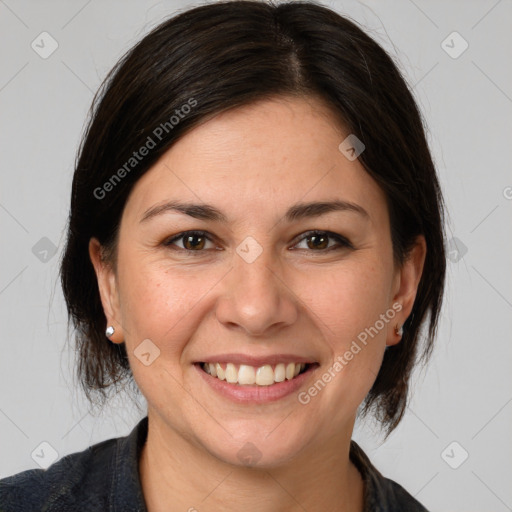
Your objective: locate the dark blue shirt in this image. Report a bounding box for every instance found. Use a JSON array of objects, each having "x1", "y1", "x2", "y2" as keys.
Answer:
[{"x1": 0, "y1": 416, "x2": 429, "y2": 511}]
